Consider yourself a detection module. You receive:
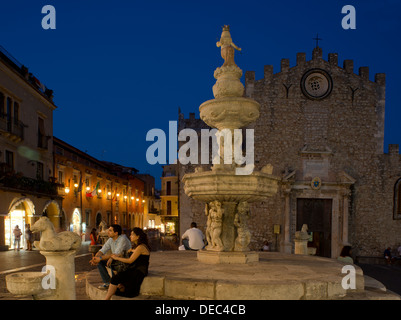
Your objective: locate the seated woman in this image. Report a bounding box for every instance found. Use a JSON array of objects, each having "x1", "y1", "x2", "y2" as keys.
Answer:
[
  {"x1": 337, "y1": 245, "x2": 353, "y2": 264},
  {"x1": 105, "y1": 227, "x2": 150, "y2": 300}
]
